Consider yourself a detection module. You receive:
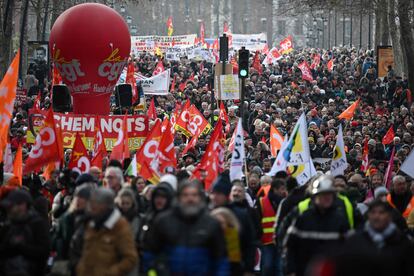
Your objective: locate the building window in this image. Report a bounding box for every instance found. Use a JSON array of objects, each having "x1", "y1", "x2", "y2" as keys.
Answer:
[
  {"x1": 295, "y1": 19, "x2": 303, "y2": 35},
  {"x1": 278, "y1": 20, "x2": 286, "y2": 35}
]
